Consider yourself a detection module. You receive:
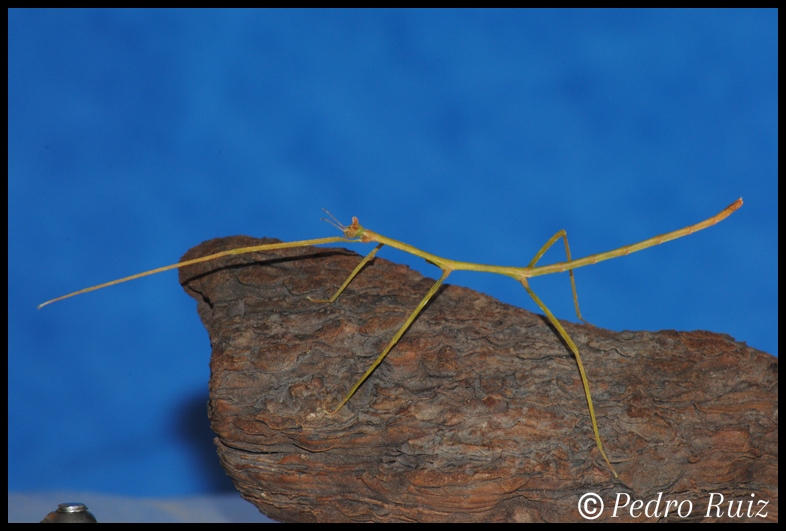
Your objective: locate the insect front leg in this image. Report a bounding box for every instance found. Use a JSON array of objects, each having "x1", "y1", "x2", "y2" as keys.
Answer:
[{"x1": 308, "y1": 243, "x2": 385, "y2": 303}]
